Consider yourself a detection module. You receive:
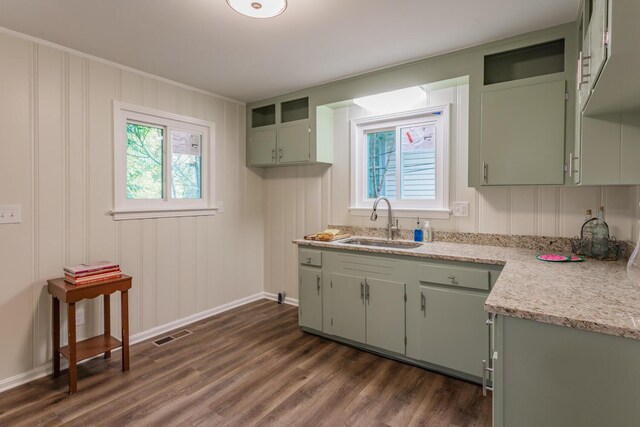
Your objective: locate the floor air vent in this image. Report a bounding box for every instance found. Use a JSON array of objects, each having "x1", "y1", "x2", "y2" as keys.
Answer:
[{"x1": 153, "y1": 329, "x2": 193, "y2": 347}]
